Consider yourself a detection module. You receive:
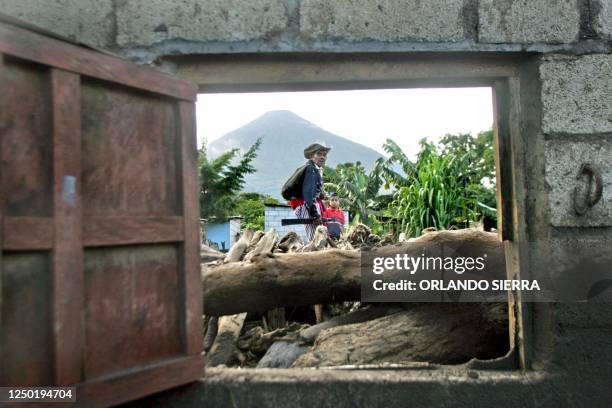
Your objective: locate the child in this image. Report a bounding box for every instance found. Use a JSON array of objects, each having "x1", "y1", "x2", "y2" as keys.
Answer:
[{"x1": 323, "y1": 192, "x2": 345, "y2": 239}]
